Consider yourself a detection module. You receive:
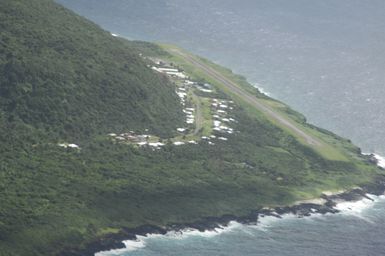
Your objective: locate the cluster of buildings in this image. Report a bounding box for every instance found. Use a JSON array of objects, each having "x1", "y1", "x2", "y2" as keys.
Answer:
[
  {"x1": 58, "y1": 143, "x2": 80, "y2": 150},
  {"x1": 152, "y1": 62, "x2": 238, "y2": 146},
  {"x1": 151, "y1": 66, "x2": 187, "y2": 79},
  {"x1": 211, "y1": 99, "x2": 236, "y2": 135},
  {"x1": 195, "y1": 83, "x2": 214, "y2": 93},
  {"x1": 176, "y1": 85, "x2": 196, "y2": 125},
  {"x1": 196, "y1": 99, "x2": 237, "y2": 145},
  {"x1": 172, "y1": 140, "x2": 199, "y2": 146},
  {"x1": 108, "y1": 132, "x2": 165, "y2": 149},
  {"x1": 175, "y1": 79, "x2": 202, "y2": 130},
  {"x1": 58, "y1": 57, "x2": 241, "y2": 152},
  {"x1": 154, "y1": 66, "x2": 198, "y2": 128},
  {"x1": 105, "y1": 61, "x2": 239, "y2": 149}
]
